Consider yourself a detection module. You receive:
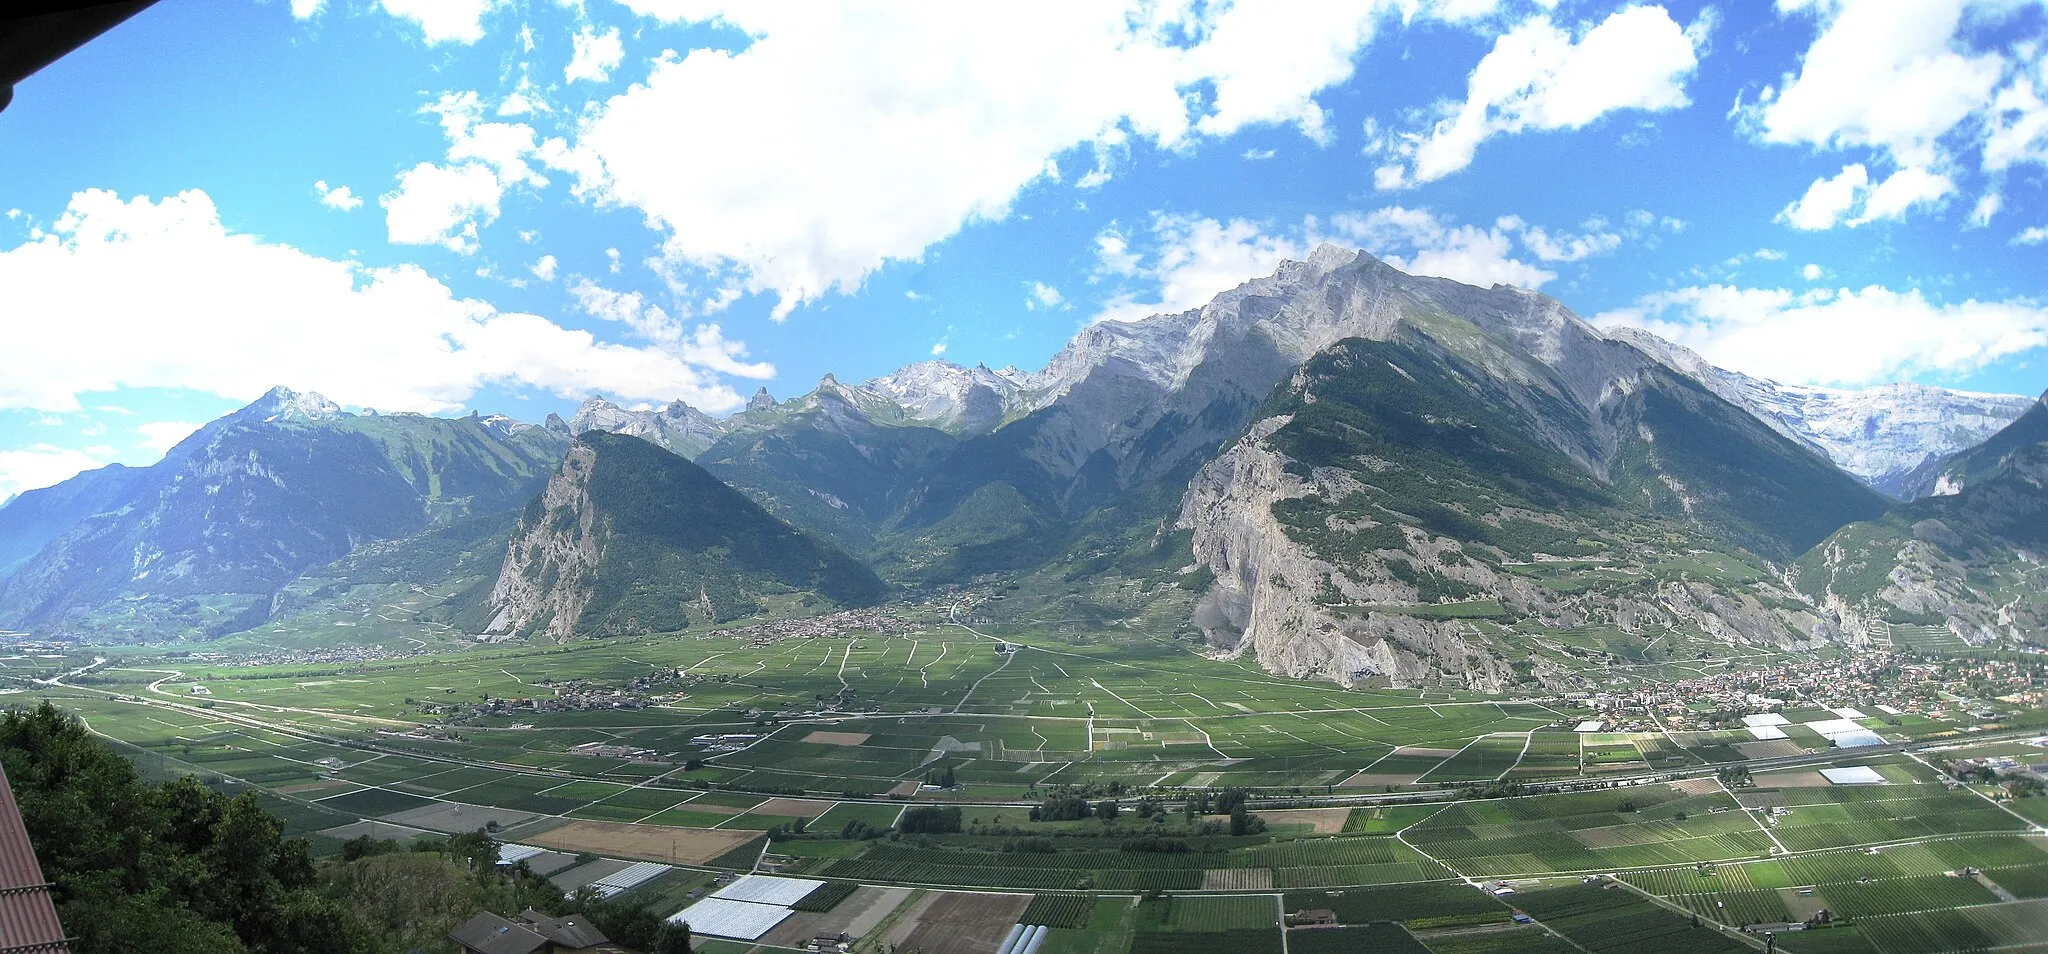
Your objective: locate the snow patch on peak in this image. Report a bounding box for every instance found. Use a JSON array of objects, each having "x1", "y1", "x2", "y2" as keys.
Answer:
[
  {"x1": 233, "y1": 386, "x2": 346, "y2": 424},
  {"x1": 1609, "y1": 327, "x2": 2035, "y2": 497},
  {"x1": 858, "y1": 360, "x2": 1023, "y2": 434}
]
